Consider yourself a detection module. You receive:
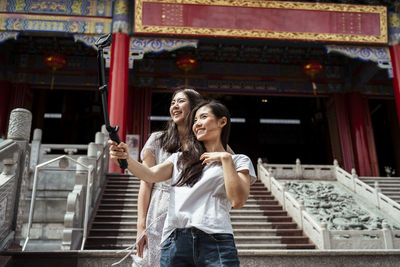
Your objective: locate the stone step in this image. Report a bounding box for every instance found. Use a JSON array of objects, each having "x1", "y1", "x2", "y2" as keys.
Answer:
[
  {"x1": 379, "y1": 190, "x2": 400, "y2": 195},
  {"x1": 240, "y1": 204, "x2": 283, "y2": 210},
  {"x1": 95, "y1": 209, "x2": 289, "y2": 217},
  {"x1": 103, "y1": 189, "x2": 140, "y2": 193},
  {"x1": 231, "y1": 221, "x2": 298, "y2": 229},
  {"x1": 234, "y1": 236, "x2": 310, "y2": 244},
  {"x1": 89, "y1": 221, "x2": 300, "y2": 231},
  {"x1": 107, "y1": 178, "x2": 139, "y2": 184},
  {"x1": 85, "y1": 235, "x2": 309, "y2": 247},
  {"x1": 230, "y1": 215, "x2": 293, "y2": 222},
  {"x1": 230, "y1": 210, "x2": 287, "y2": 216},
  {"x1": 360, "y1": 178, "x2": 400, "y2": 183},
  {"x1": 285, "y1": 243, "x2": 316, "y2": 249},
  {"x1": 102, "y1": 193, "x2": 139, "y2": 198},
  {"x1": 99, "y1": 203, "x2": 138, "y2": 209},
  {"x1": 89, "y1": 228, "x2": 304, "y2": 238},
  {"x1": 247, "y1": 195, "x2": 275, "y2": 200},
  {"x1": 236, "y1": 243, "x2": 286, "y2": 249},
  {"x1": 93, "y1": 215, "x2": 138, "y2": 222},
  {"x1": 89, "y1": 229, "x2": 137, "y2": 237},
  {"x1": 238, "y1": 242, "x2": 315, "y2": 250},
  {"x1": 100, "y1": 198, "x2": 138, "y2": 204},
  {"x1": 234, "y1": 228, "x2": 303, "y2": 236},
  {"x1": 85, "y1": 236, "x2": 135, "y2": 246},
  {"x1": 105, "y1": 183, "x2": 141, "y2": 189},
  {"x1": 91, "y1": 221, "x2": 138, "y2": 229},
  {"x1": 245, "y1": 199, "x2": 279, "y2": 205},
  {"x1": 84, "y1": 241, "x2": 316, "y2": 251},
  {"x1": 84, "y1": 243, "x2": 127, "y2": 250},
  {"x1": 249, "y1": 191, "x2": 272, "y2": 196},
  {"x1": 96, "y1": 209, "x2": 138, "y2": 215},
  {"x1": 97, "y1": 210, "x2": 137, "y2": 215},
  {"x1": 370, "y1": 184, "x2": 400, "y2": 188},
  {"x1": 249, "y1": 187, "x2": 269, "y2": 191}
]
